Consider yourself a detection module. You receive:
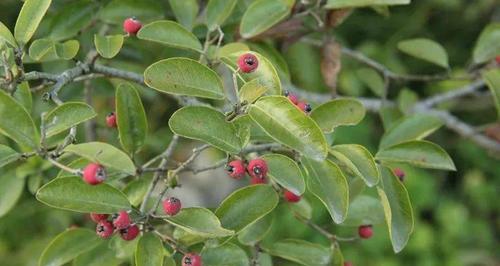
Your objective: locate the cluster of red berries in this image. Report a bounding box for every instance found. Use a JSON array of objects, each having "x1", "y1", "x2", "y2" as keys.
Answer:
[
  {"x1": 237, "y1": 53, "x2": 259, "y2": 73},
  {"x1": 225, "y1": 158, "x2": 268, "y2": 184},
  {"x1": 91, "y1": 211, "x2": 139, "y2": 240},
  {"x1": 284, "y1": 90, "x2": 312, "y2": 114},
  {"x1": 82, "y1": 163, "x2": 107, "y2": 185}
]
